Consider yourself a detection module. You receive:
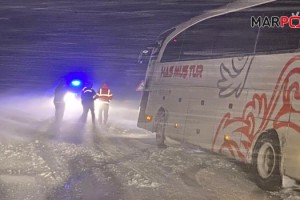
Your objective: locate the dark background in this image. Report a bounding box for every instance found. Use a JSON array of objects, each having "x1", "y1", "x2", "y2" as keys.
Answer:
[{"x1": 0, "y1": 0, "x2": 230, "y2": 100}]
